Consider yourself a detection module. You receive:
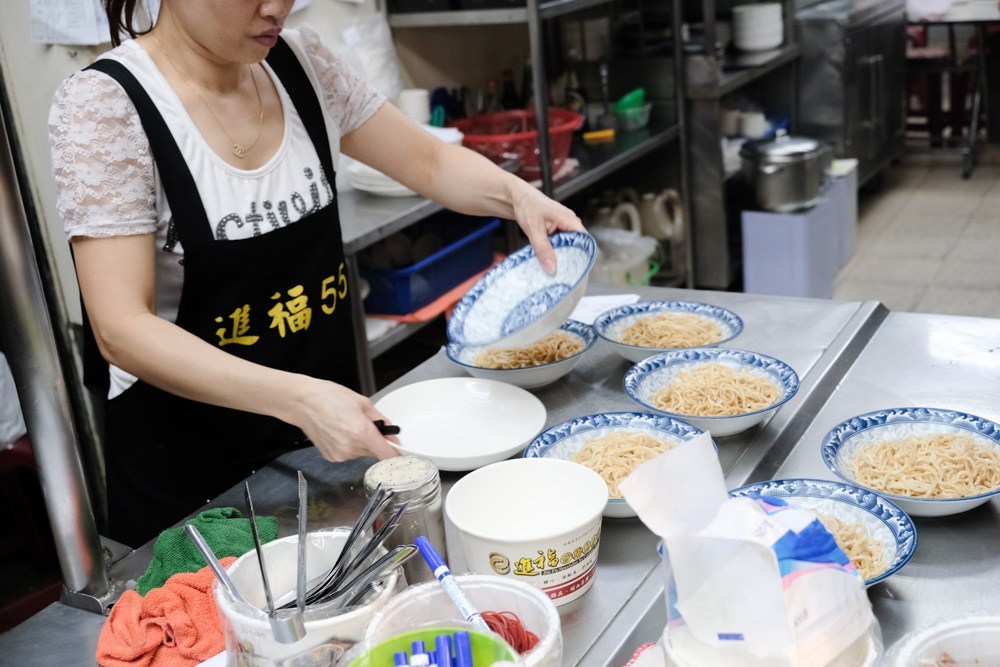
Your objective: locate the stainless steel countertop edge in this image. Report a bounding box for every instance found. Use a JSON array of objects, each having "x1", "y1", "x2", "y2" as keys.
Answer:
[{"x1": 725, "y1": 299, "x2": 890, "y2": 488}]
